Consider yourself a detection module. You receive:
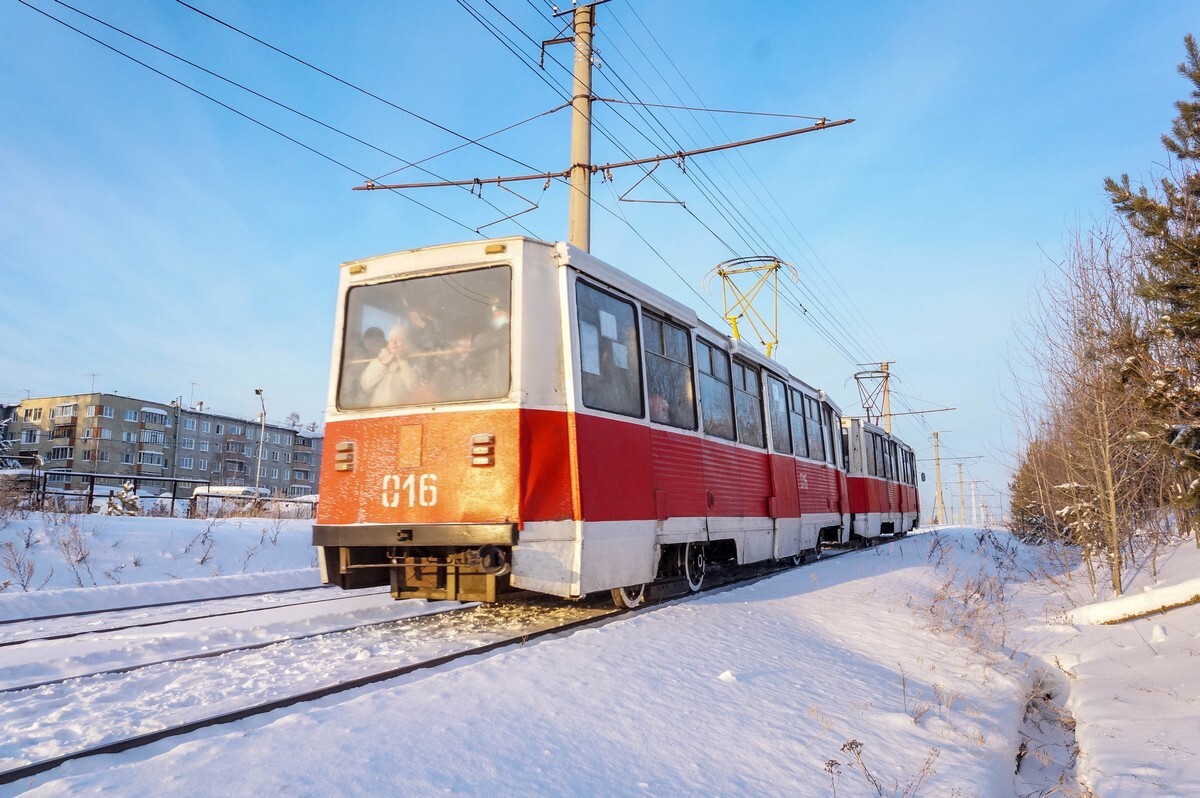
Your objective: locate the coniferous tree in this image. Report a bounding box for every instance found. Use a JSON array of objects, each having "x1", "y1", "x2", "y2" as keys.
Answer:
[{"x1": 1104, "y1": 34, "x2": 1200, "y2": 532}]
